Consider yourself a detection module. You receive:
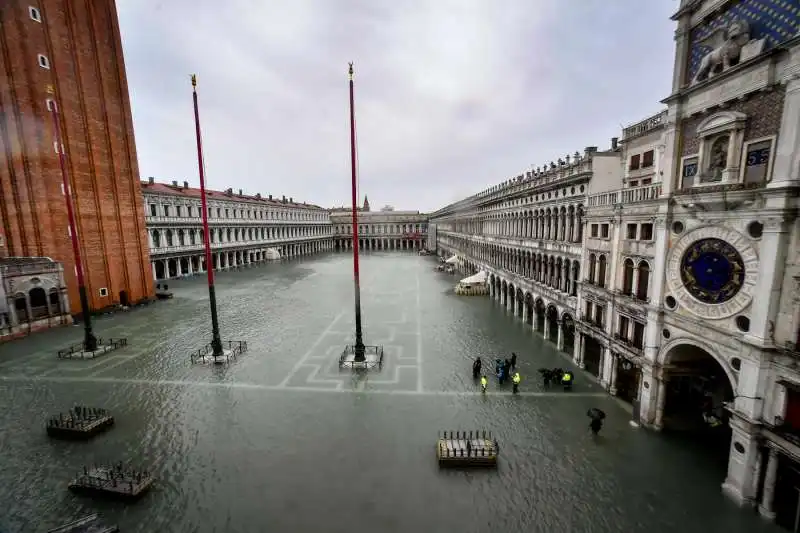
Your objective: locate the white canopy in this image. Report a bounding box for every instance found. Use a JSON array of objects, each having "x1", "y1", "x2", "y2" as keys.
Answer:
[
  {"x1": 445, "y1": 255, "x2": 460, "y2": 265},
  {"x1": 459, "y1": 271, "x2": 487, "y2": 284}
]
